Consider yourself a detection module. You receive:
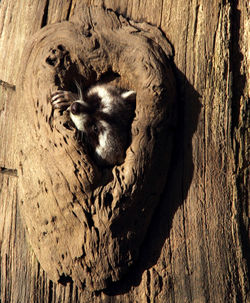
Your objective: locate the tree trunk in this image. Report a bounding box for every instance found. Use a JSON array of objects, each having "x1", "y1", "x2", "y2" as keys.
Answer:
[{"x1": 0, "y1": 0, "x2": 248, "y2": 302}]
